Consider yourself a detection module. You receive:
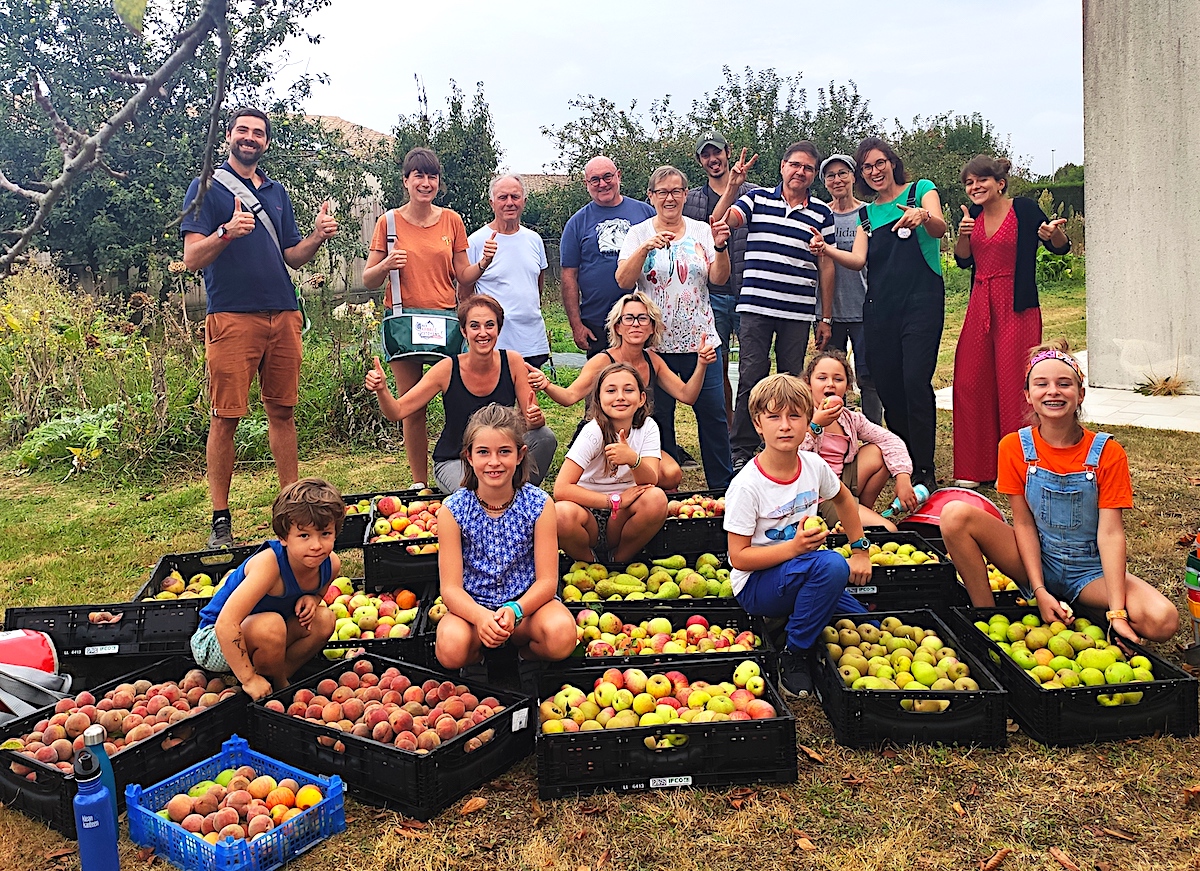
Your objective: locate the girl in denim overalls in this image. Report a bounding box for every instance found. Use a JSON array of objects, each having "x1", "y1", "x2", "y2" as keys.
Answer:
[{"x1": 942, "y1": 343, "x2": 1180, "y2": 644}]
